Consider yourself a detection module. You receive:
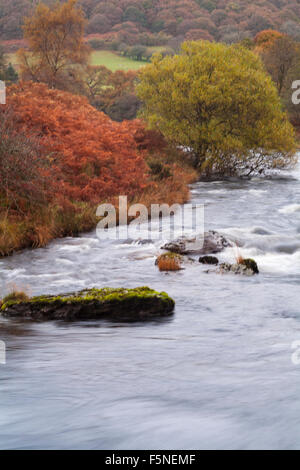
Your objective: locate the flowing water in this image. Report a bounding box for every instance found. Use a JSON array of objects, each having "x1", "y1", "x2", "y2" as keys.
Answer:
[{"x1": 0, "y1": 162, "x2": 300, "y2": 450}]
